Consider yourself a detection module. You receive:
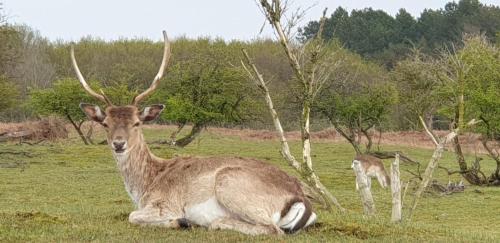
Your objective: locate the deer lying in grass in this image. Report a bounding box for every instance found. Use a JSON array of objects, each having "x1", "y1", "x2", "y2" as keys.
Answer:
[
  {"x1": 352, "y1": 154, "x2": 390, "y2": 190},
  {"x1": 72, "y1": 31, "x2": 316, "y2": 235}
]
